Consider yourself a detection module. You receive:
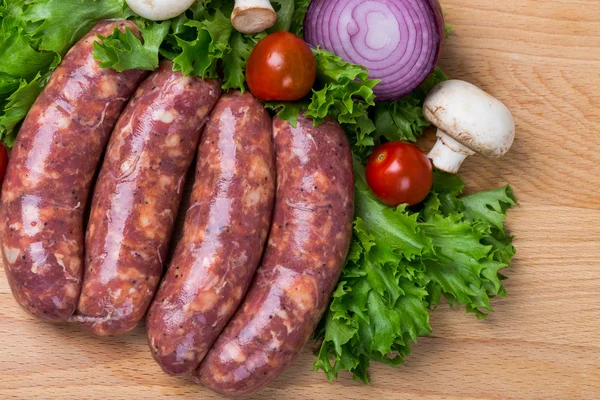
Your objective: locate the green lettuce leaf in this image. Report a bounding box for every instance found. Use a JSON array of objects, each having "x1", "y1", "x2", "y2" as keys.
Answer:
[
  {"x1": 373, "y1": 67, "x2": 449, "y2": 143},
  {"x1": 353, "y1": 160, "x2": 431, "y2": 260},
  {"x1": 171, "y1": 10, "x2": 233, "y2": 77},
  {"x1": 290, "y1": 0, "x2": 311, "y2": 36},
  {"x1": 222, "y1": 30, "x2": 266, "y2": 91},
  {"x1": 93, "y1": 21, "x2": 170, "y2": 71},
  {"x1": 264, "y1": 100, "x2": 308, "y2": 127},
  {"x1": 307, "y1": 48, "x2": 379, "y2": 124},
  {"x1": 92, "y1": 2, "x2": 261, "y2": 91},
  {"x1": 269, "y1": 0, "x2": 295, "y2": 33},
  {"x1": 23, "y1": 0, "x2": 131, "y2": 55},
  {"x1": 0, "y1": 72, "x2": 50, "y2": 146},
  {"x1": 0, "y1": 16, "x2": 56, "y2": 80},
  {"x1": 314, "y1": 163, "x2": 517, "y2": 382},
  {"x1": 462, "y1": 186, "x2": 516, "y2": 230}
]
